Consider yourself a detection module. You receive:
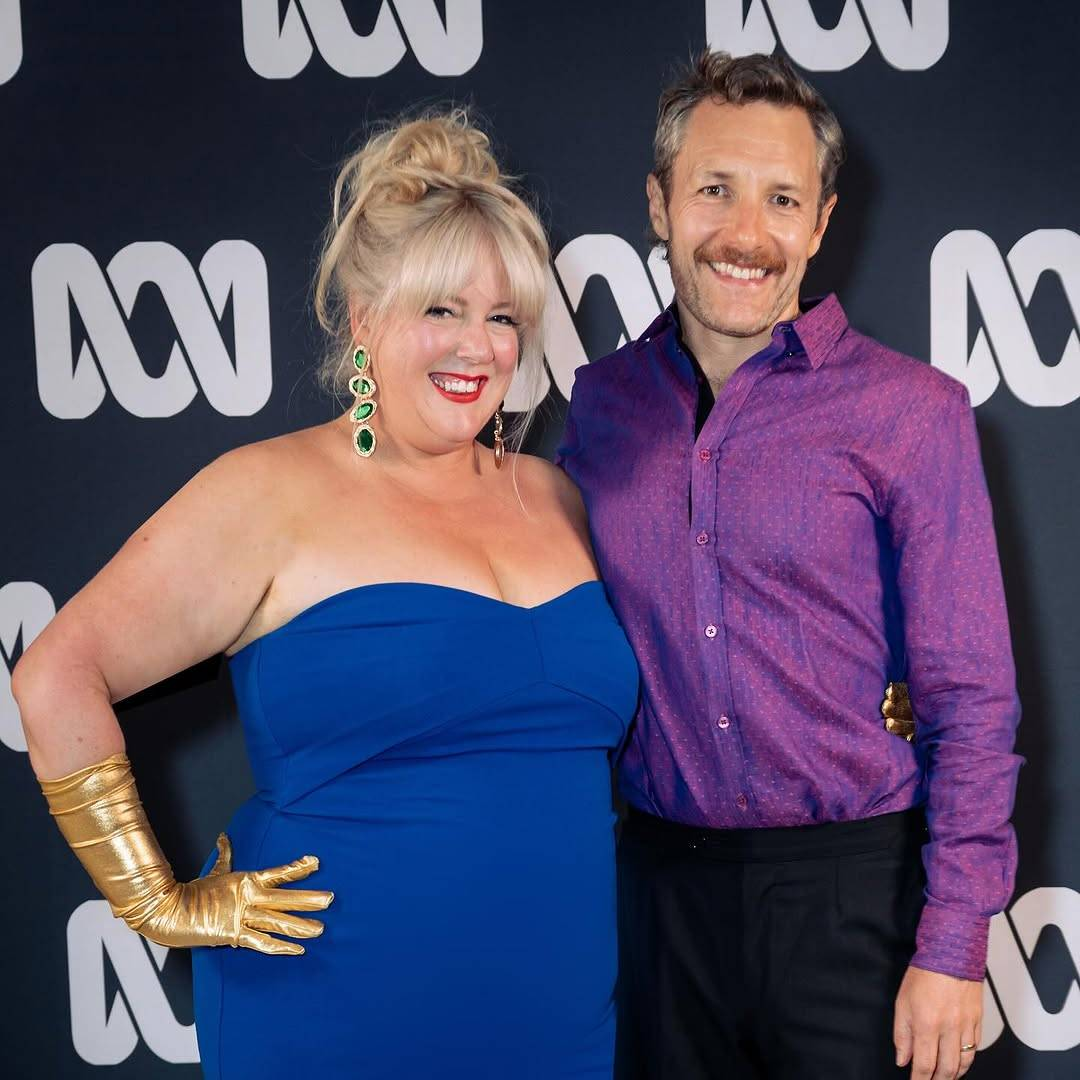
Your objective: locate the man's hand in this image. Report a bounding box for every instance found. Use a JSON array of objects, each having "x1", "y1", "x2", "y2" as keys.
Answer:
[{"x1": 894, "y1": 966, "x2": 982, "y2": 1079}]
